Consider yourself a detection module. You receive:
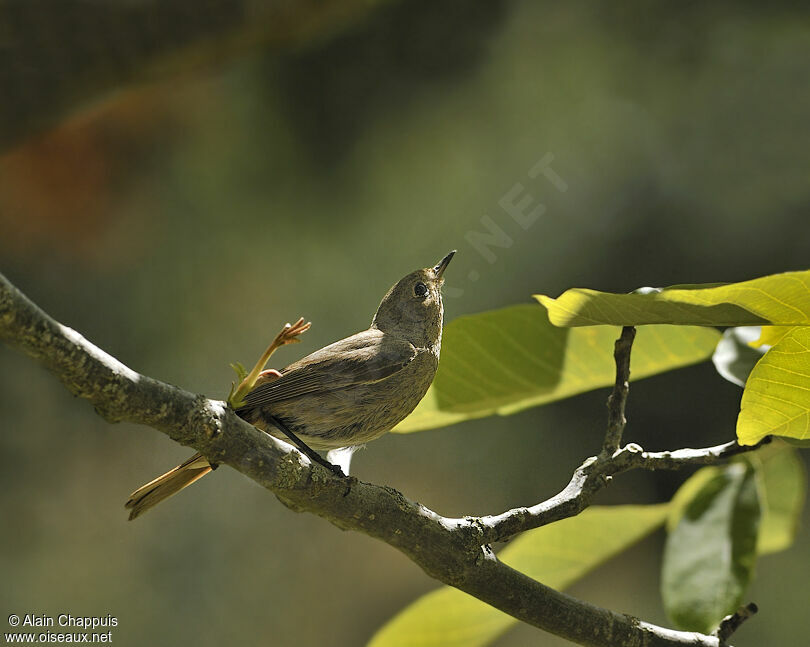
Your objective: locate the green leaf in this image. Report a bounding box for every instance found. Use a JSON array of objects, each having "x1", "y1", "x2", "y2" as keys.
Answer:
[
  {"x1": 712, "y1": 326, "x2": 767, "y2": 387},
  {"x1": 368, "y1": 505, "x2": 669, "y2": 647},
  {"x1": 737, "y1": 326, "x2": 810, "y2": 445},
  {"x1": 535, "y1": 270, "x2": 810, "y2": 327},
  {"x1": 230, "y1": 361, "x2": 248, "y2": 382},
  {"x1": 667, "y1": 443, "x2": 804, "y2": 555},
  {"x1": 666, "y1": 466, "x2": 722, "y2": 533},
  {"x1": 748, "y1": 324, "x2": 810, "y2": 447},
  {"x1": 749, "y1": 441, "x2": 806, "y2": 554},
  {"x1": 662, "y1": 463, "x2": 761, "y2": 634},
  {"x1": 227, "y1": 362, "x2": 249, "y2": 407},
  {"x1": 394, "y1": 305, "x2": 720, "y2": 433}
]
